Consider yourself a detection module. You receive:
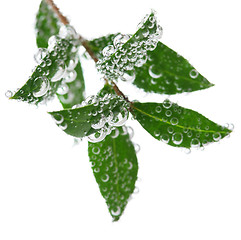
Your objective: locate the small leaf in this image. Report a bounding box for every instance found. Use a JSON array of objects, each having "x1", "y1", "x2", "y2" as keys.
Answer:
[
  {"x1": 133, "y1": 42, "x2": 214, "y2": 94},
  {"x1": 96, "y1": 10, "x2": 162, "y2": 81},
  {"x1": 48, "y1": 93, "x2": 129, "y2": 139},
  {"x1": 88, "y1": 126, "x2": 138, "y2": 221},
  {"x1": 57, "y1": 57, "x2": 85, "y2": 109},
  {"x1": 36, "y1": 0, "x2": 61, "y2": 48},
  {"x1": 132, "y1": 101, "x2": 231, "y2": 149},
  {"x1": 11, "y1": 38, "x2": 78, "y2": 104}
]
